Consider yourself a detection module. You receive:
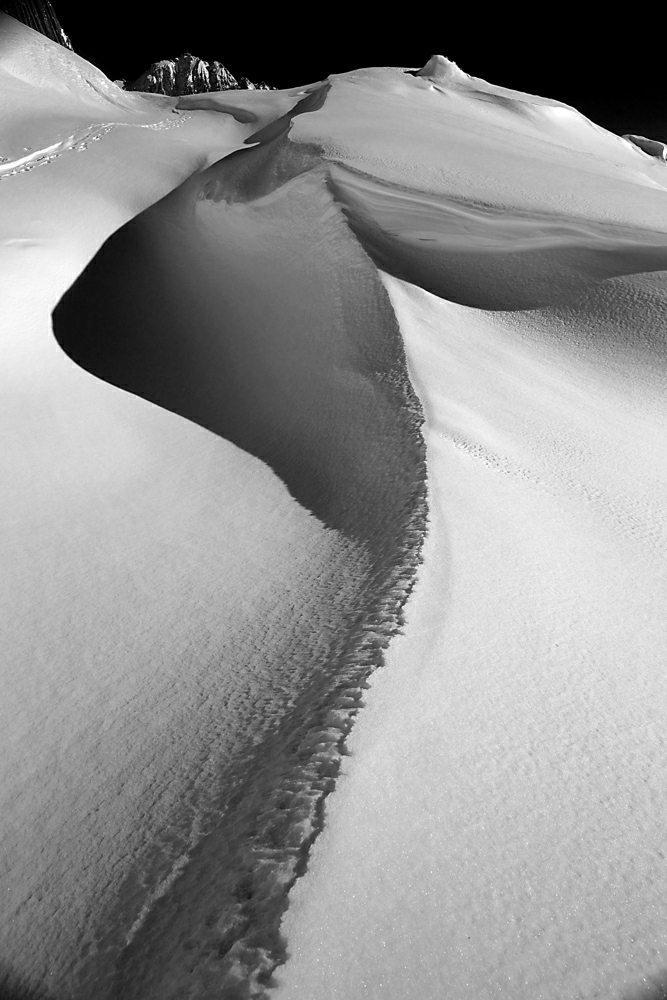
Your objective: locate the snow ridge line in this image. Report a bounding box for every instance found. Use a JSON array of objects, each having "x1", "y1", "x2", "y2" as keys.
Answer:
[
  {"x1": 205, "y1": 188, "x2": 432, "y2": 994},
  {"x1": 110, "y1": 307, "x2": 428, "y2": 1000},
  {"x1": 209, "y1": 445, "x2": 428, "y2": 998}
]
